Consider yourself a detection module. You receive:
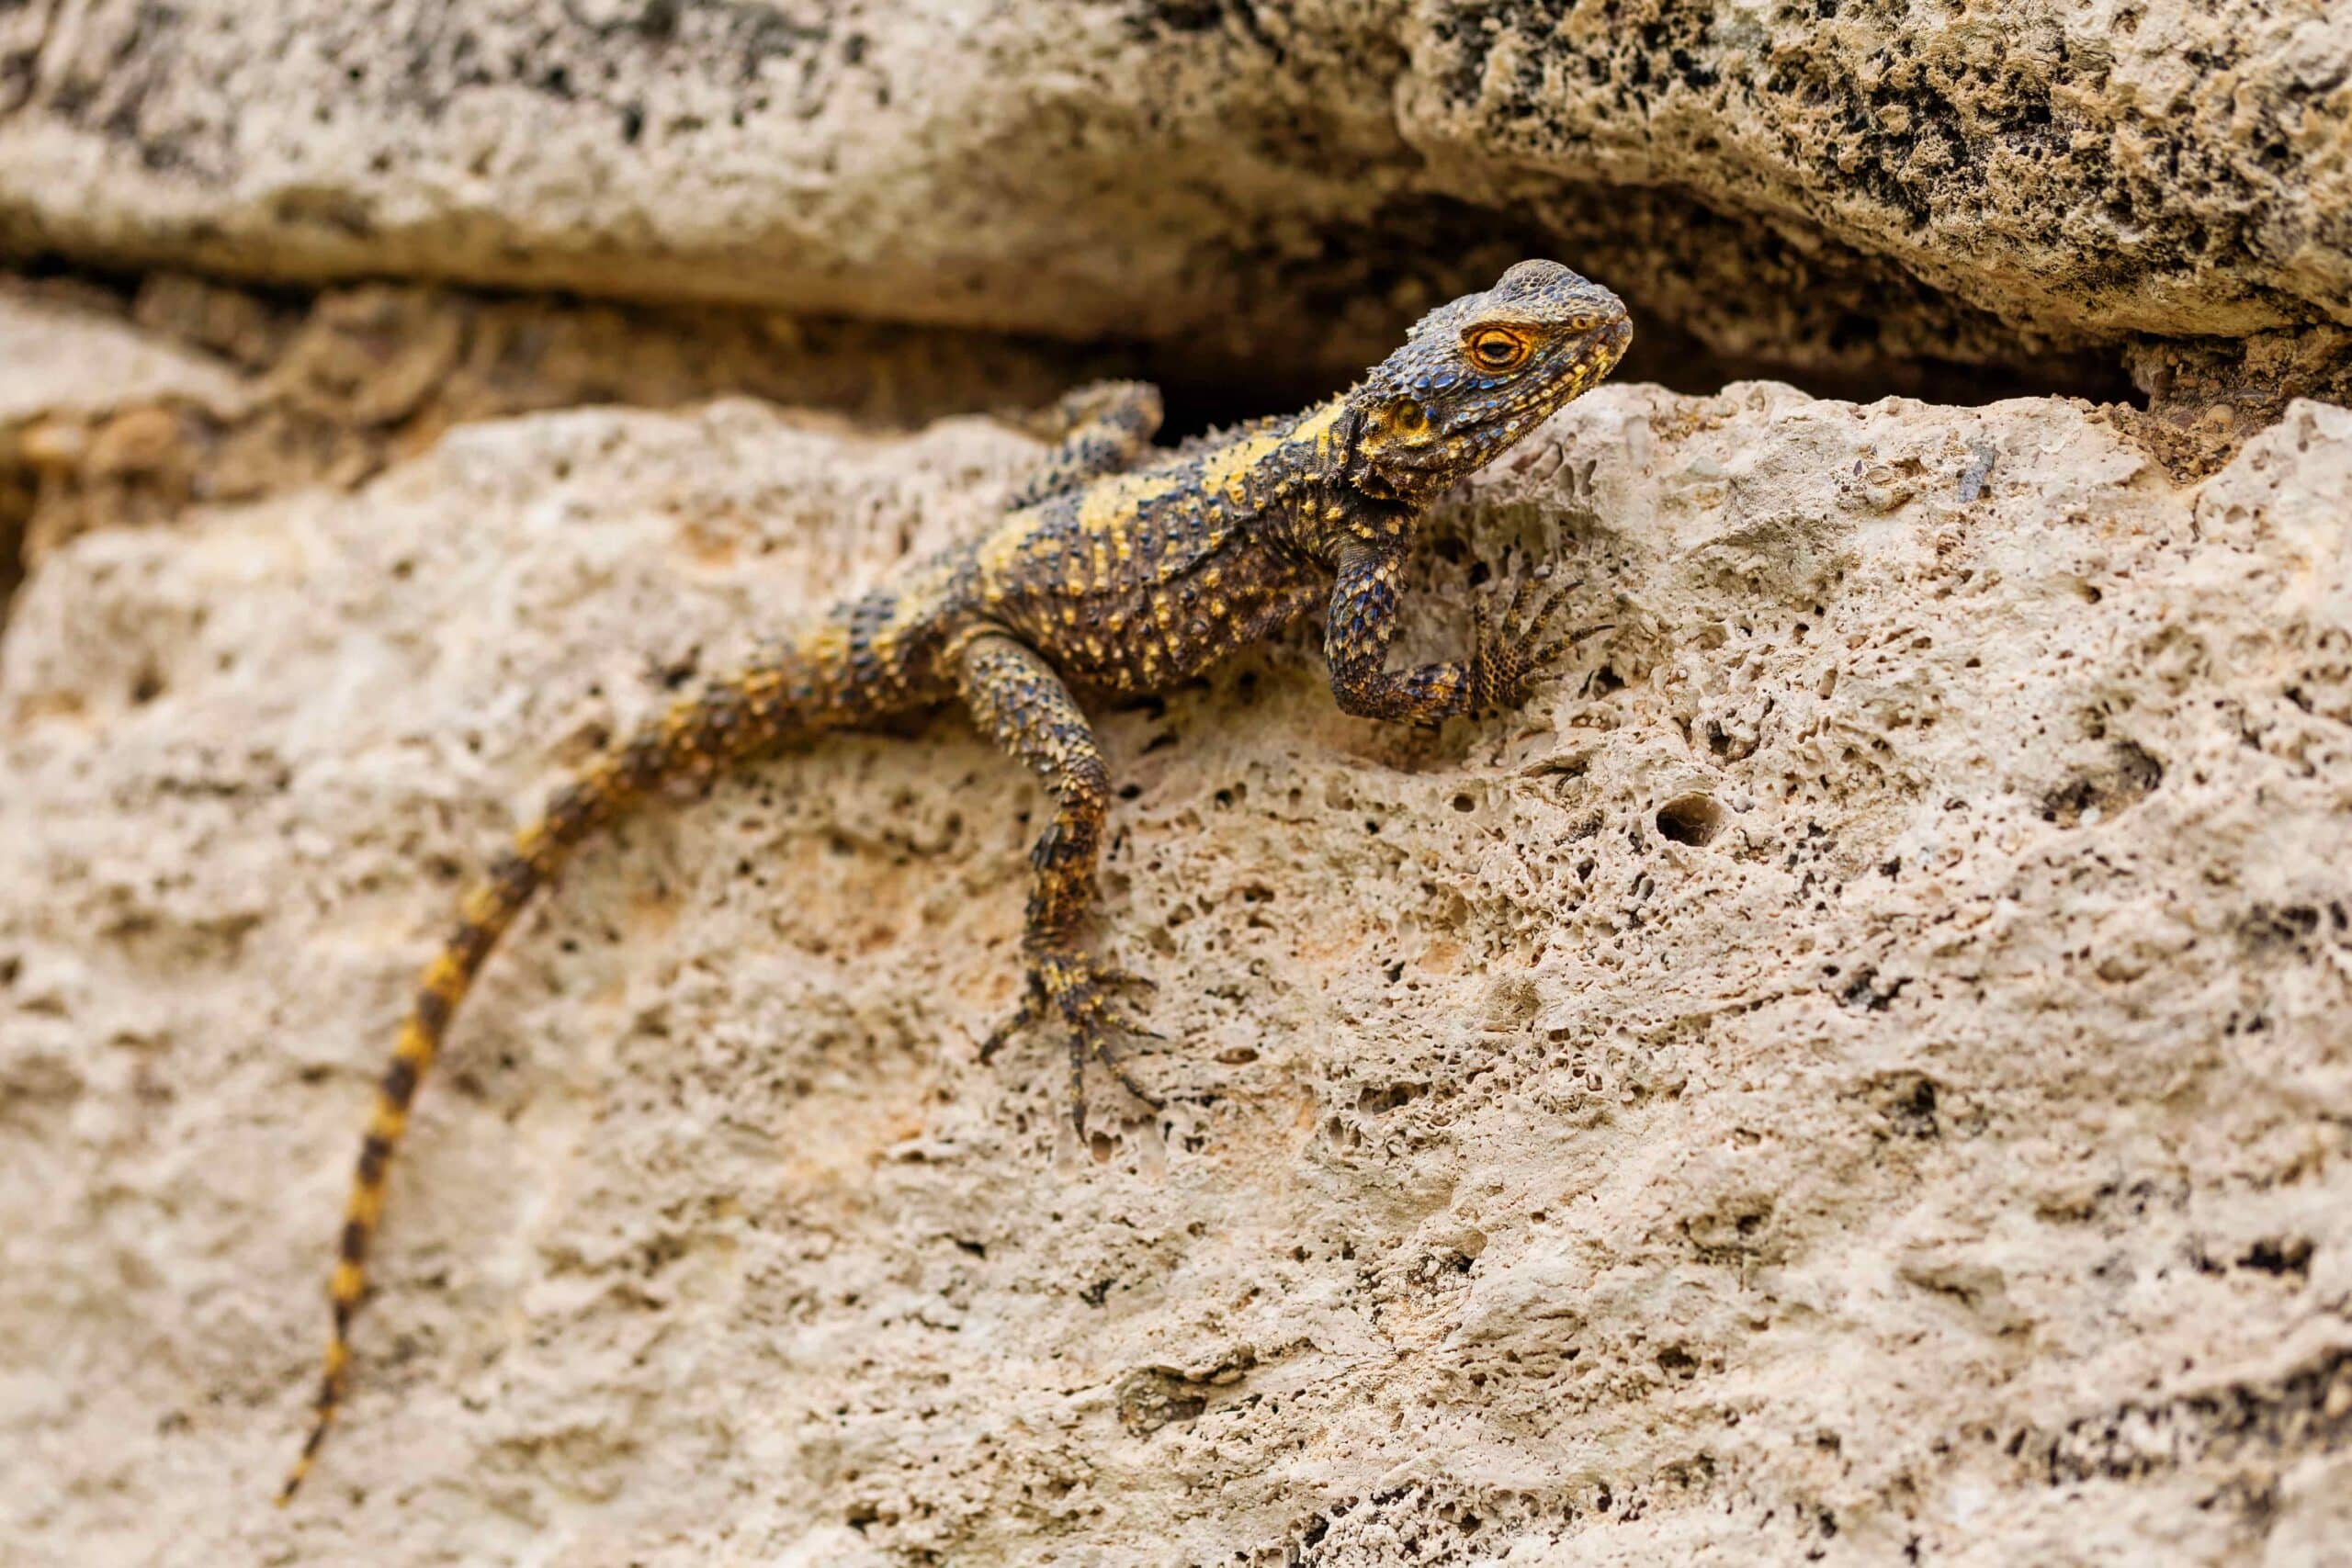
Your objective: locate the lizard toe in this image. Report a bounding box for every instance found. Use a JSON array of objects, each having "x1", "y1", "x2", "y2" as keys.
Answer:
[{"x1": 985, "y1": 950, "x2": 1166, "y2": 1130}]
